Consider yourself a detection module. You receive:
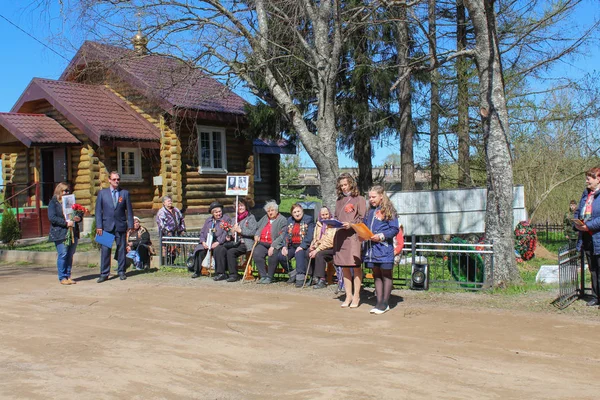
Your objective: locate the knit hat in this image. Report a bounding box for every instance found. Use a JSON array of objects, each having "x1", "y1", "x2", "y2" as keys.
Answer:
[{"x1": 209, "y1": 201, "x2": 223, "y2": 213}]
